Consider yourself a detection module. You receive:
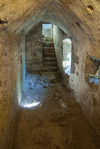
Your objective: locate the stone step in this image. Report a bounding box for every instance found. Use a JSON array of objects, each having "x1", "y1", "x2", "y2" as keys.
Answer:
[
  {"x1": 43, "y1": 57, "x2": 57, "y2": 62},
  {"x1": 43, "y1": 50, "x2": 56, "y2": 55},
  {"x1": 43, "y1": 42, "x2": 54, "y2": 47},
  {"x1": 43, "y1": 62, "x2": 57, "y2": 67},
  {"x1": 43, "y1": 50, "x2": 55, "y2": 55},
  {"x1": 43, "y1": 47, "x2": 55, "y2": 51},
  {"x1": 43, "y1": 38, "x2": 53, "y2": 42},
  {"x1": 44, "y1": 53, "x2": 56, "y2": 57},
  {"x1": 43, "y1": 52, "x2": 56, "y2": 57},
  {"x1": 42, "y1": 66, "x2": 58, "y2": 72}
]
